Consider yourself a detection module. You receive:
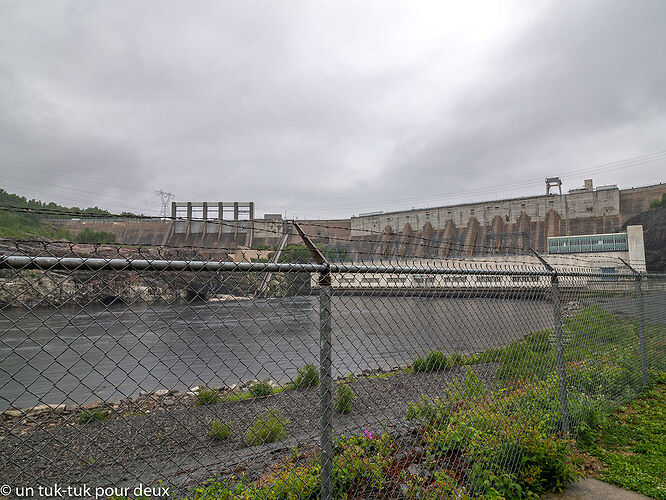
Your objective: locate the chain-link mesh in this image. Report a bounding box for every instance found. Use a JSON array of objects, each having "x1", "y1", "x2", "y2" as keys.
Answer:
[{"x1": 0, "y1": 237, "x2": 664, "y2": 499}]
